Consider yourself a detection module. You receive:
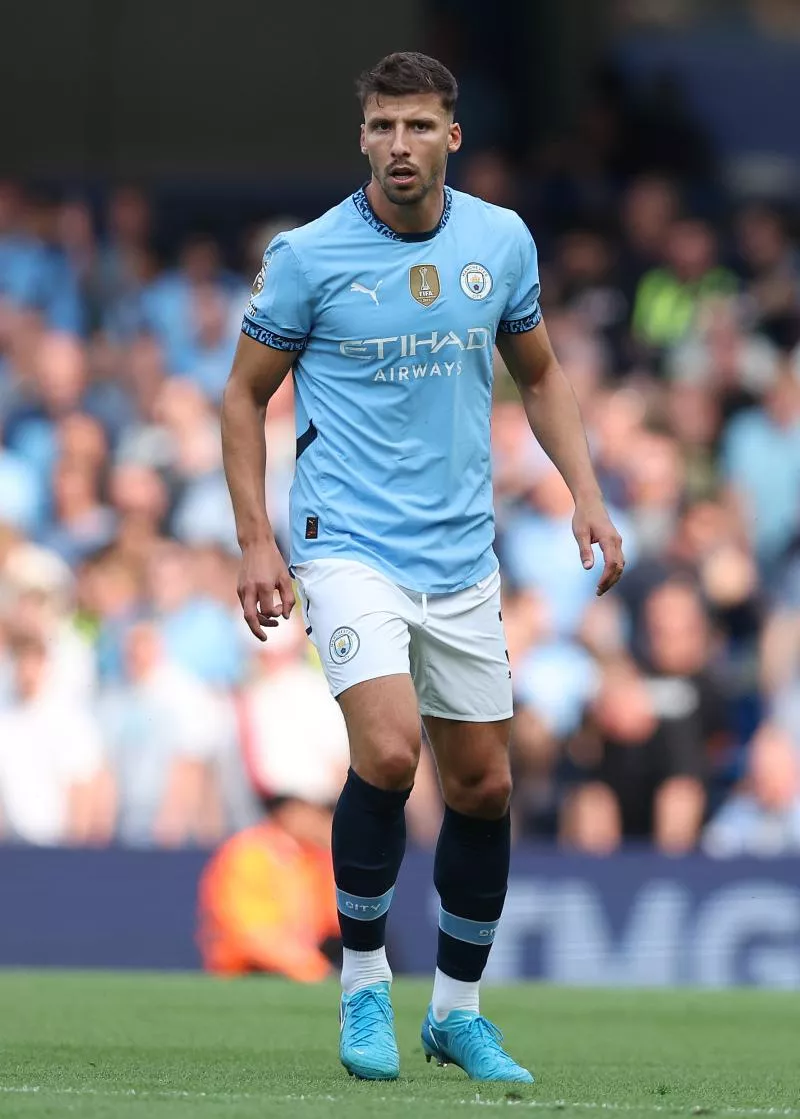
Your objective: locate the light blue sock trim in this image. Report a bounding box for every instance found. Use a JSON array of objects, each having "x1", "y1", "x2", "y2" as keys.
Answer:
[
  {"x1": 336, "y1": 885, "x2": 395, "y2": 921},
  {"x1": 438, "y1": 905, "x2": 500, "y2": 945}
]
